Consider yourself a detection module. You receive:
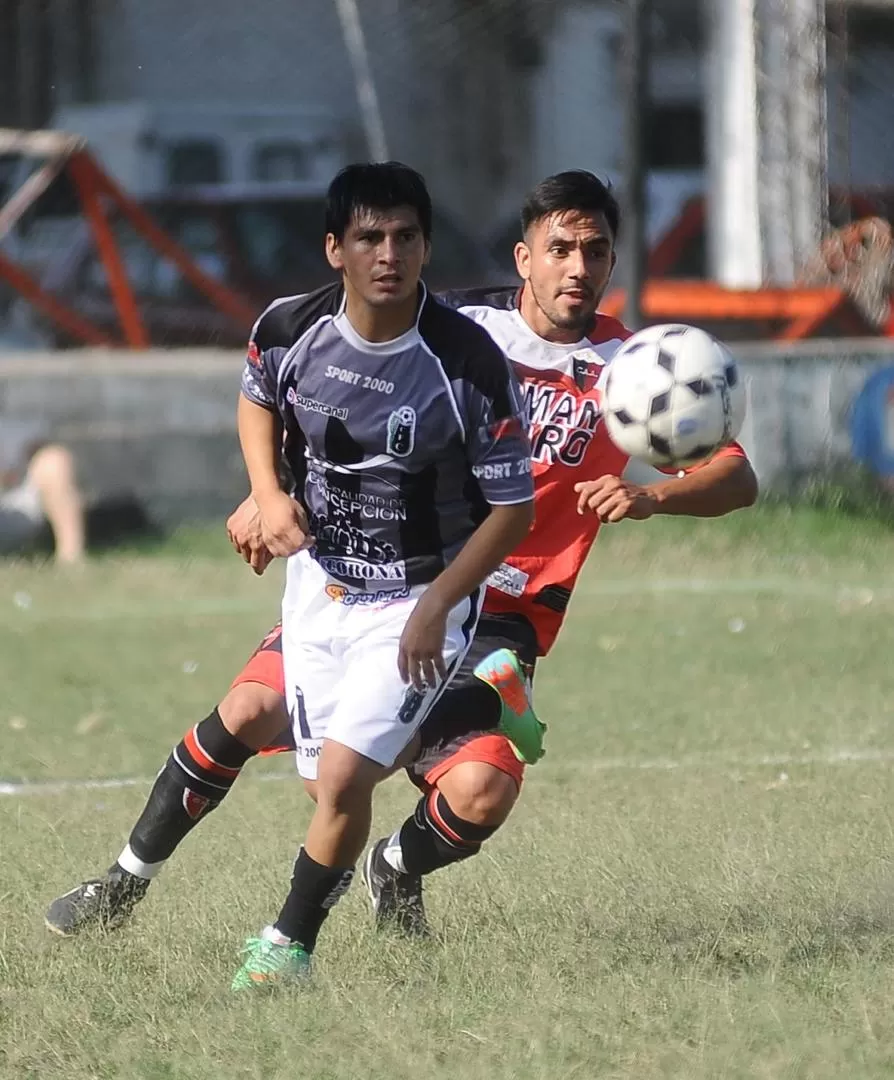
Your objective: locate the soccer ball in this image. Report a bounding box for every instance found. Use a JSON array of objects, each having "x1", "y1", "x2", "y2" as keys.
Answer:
[{"x1": 602, "y1": 324, "x2": 746, "y2": 468}]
